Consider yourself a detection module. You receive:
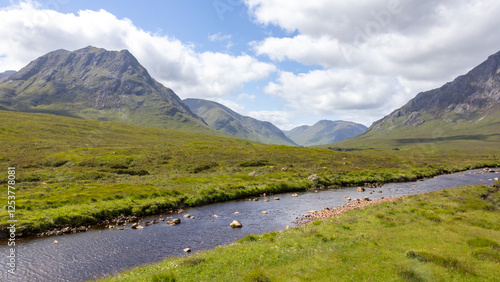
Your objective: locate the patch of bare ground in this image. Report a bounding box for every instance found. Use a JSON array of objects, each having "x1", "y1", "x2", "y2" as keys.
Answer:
[{"x1": 295, "y1": 196, "x2": 405, "y2": 225}]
